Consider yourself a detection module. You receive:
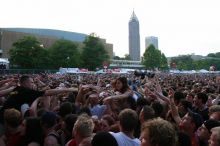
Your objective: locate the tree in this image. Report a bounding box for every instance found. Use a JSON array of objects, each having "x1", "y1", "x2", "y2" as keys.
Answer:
[
  {"x1": 48, "y1": 39, "x2": 81, "y2": 68},
  {"x1": 81, "y1": 34, "x2": 109, "y2": 70},
  {"x1": 160, "y1": 53, "x2": 168, "y2": 70},
  {"x1": 207, "y1": 52, "x2": 220, "y2": 58},
  {"x1": 124, "y1": 54, "x2": 131, "y2": 60},
  {"x1": 170, "y1": 55, "x2": 194, "y2": 70},
  {"x1": 9, "y1": 36, "x2": 49, "y2": 69},
  {"x1": 113, "y1": 56, "x2": 121, "y2": 60},
  {"x1": 142, "y1": 45, "x2": 162, "y2": 70}
]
